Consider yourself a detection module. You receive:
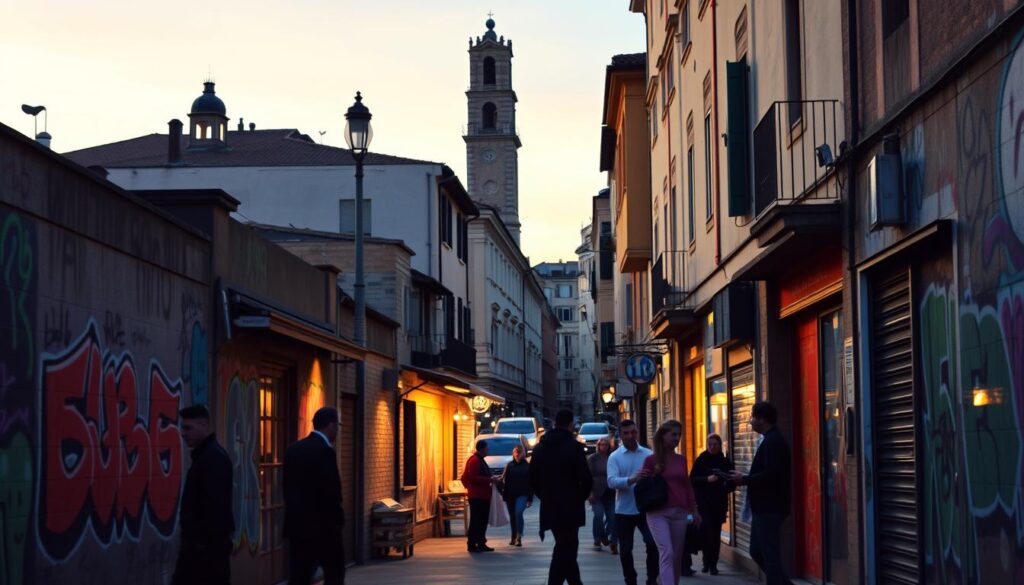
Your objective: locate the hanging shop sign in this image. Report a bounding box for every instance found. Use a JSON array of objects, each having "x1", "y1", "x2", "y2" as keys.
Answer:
[
  {"x1": 470, "y1": 395, "x2": 492, "y2": 414},
  {"x1": 625, "y1": 353, "x2": 657, "y2": 385}
]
